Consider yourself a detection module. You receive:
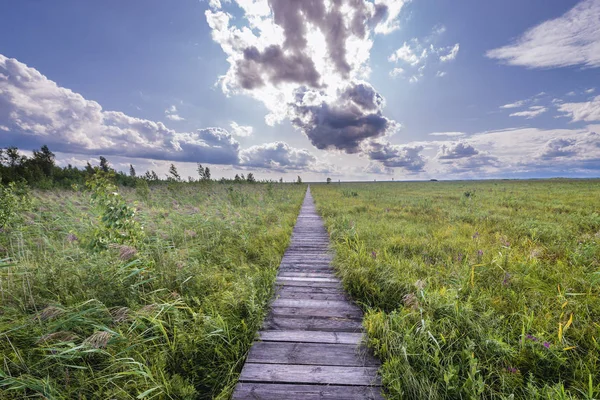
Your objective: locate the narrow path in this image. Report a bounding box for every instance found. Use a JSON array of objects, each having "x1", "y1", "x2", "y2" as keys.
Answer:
[{"x1": 233, "y1": 187, "x2": 383, "y2": 399}]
